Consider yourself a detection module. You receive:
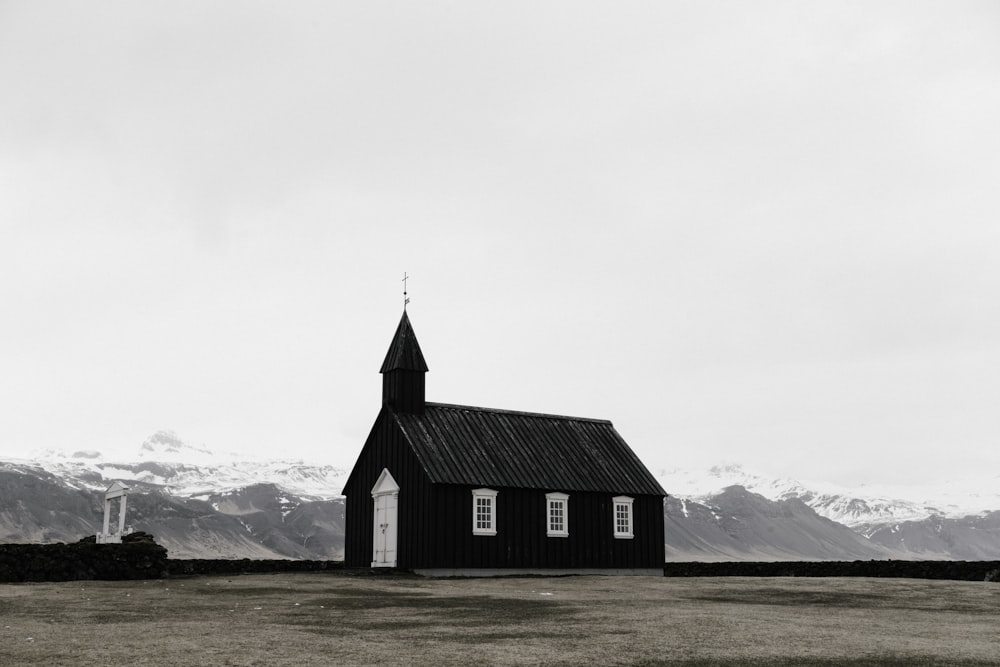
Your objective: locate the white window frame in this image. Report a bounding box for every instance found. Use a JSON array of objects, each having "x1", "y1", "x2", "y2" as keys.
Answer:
[
  {"x1": 546, "y1": 492, "x2": 569, "y2": 538},
  {"x1": 472, "y1": 488, "x2": 498, "y2": 536},
  {"x1": 613, "y1": 495, "x2": 634, "y2": 539}
]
